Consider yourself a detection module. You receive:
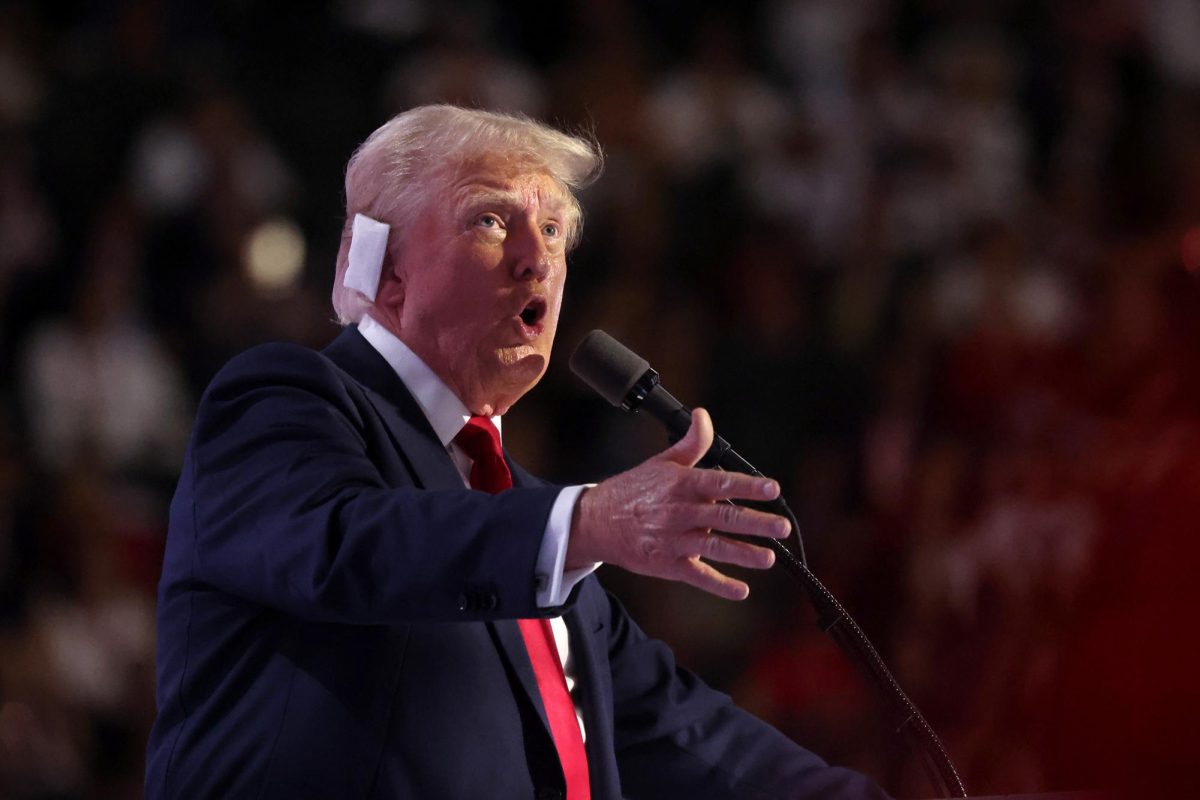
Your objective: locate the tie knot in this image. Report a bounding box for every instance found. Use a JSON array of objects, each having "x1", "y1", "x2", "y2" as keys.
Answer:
[
  {"x1": 454, "y1": 416, "x2": 512, "y2": 493},
  {"x1": 454, "y1": 415, "x2": 503, "y2": 463}
]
